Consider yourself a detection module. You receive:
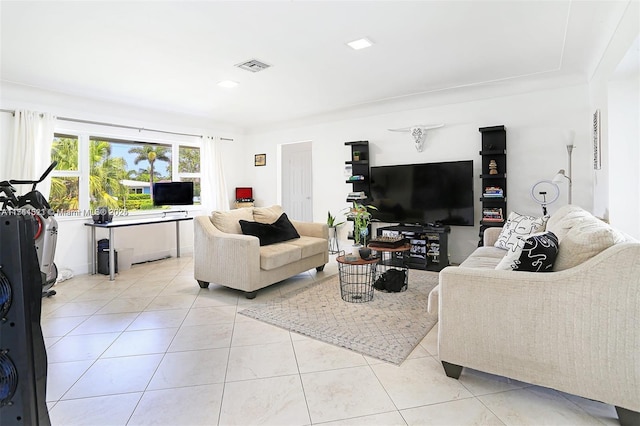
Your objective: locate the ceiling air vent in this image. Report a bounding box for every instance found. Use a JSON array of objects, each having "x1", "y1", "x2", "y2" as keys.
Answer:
[{"x1": 235, "y1": 59, "x2": 271, "y2": 73}]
